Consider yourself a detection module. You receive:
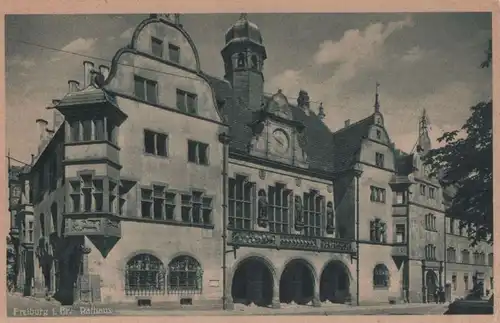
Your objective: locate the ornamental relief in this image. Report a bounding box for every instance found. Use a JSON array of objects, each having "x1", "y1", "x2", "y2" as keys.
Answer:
[{"x1": 71, "y1": 219, "x2": 101, "y2": 232}]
